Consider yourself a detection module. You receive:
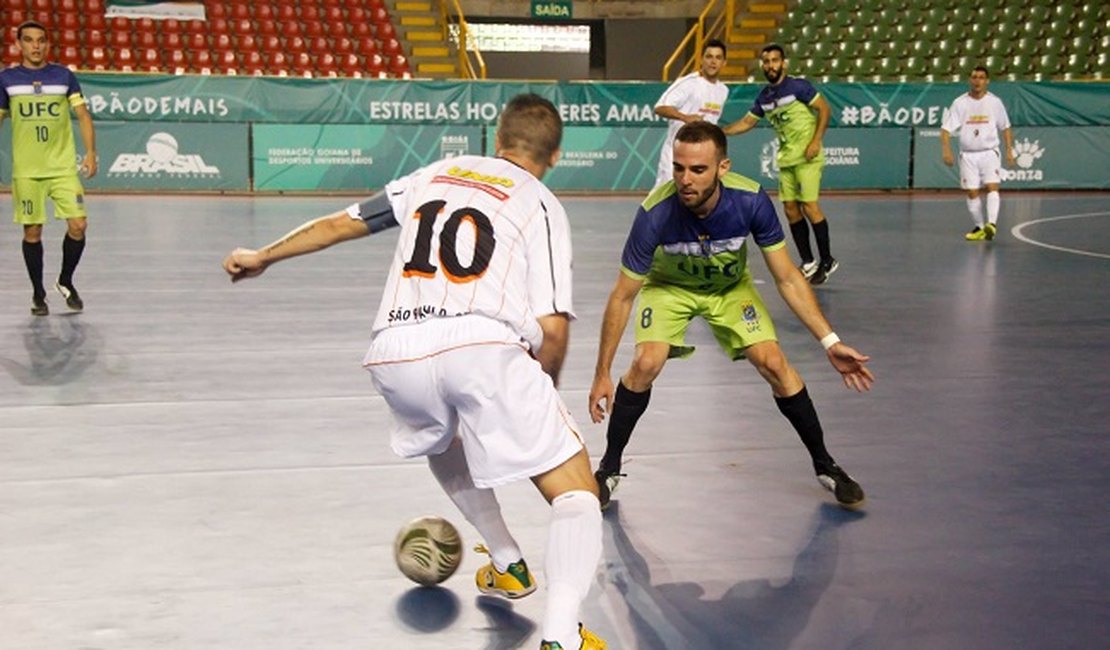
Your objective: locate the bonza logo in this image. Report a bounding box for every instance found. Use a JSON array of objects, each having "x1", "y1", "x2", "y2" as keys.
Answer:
[
  {"x1": 108, "y1": 132, "x2": 221, "y2": 177},
  {"x1": 1004, "y1": 138, "x2": 1045, "y2": 182}
]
